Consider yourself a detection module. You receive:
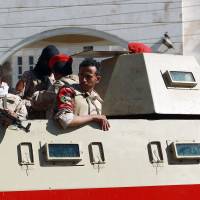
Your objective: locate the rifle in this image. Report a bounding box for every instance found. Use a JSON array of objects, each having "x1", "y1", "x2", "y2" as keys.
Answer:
[{"x1": 0, "y1": 108, "x2": 31, "y2": 133}]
